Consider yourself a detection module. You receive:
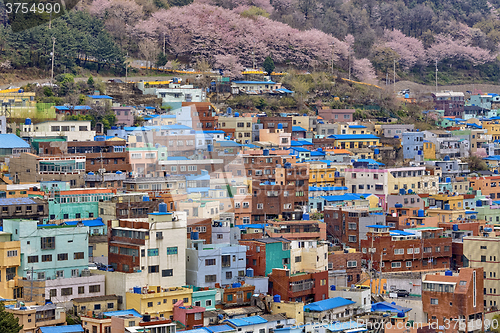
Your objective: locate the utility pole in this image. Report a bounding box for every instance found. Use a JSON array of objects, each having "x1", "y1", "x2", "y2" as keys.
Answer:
[
  {"x1": 51, "y1": 37, "x2": 56, "y2": 86},
  {"x1": 369, "y1": 233, "x2": 374, "y2": 294},
  {"x1": 330, "y1": 42, "x2": 335, "y2": 76},
  {"x1": 435, "y1": 59, "x2": 438, "y2": 93},
  {"x1": 393, "y1": 59, "x2": 396, "y2": 93},
  {"x1": 378, "y1": 251, "x2": 384, "y2": 294},
  {"x1": 30, "y1": 267, "x2": 34, "y2": 302},
  {"x1": 125, "y1": 53, "x2": 129, "y2": 82}
]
